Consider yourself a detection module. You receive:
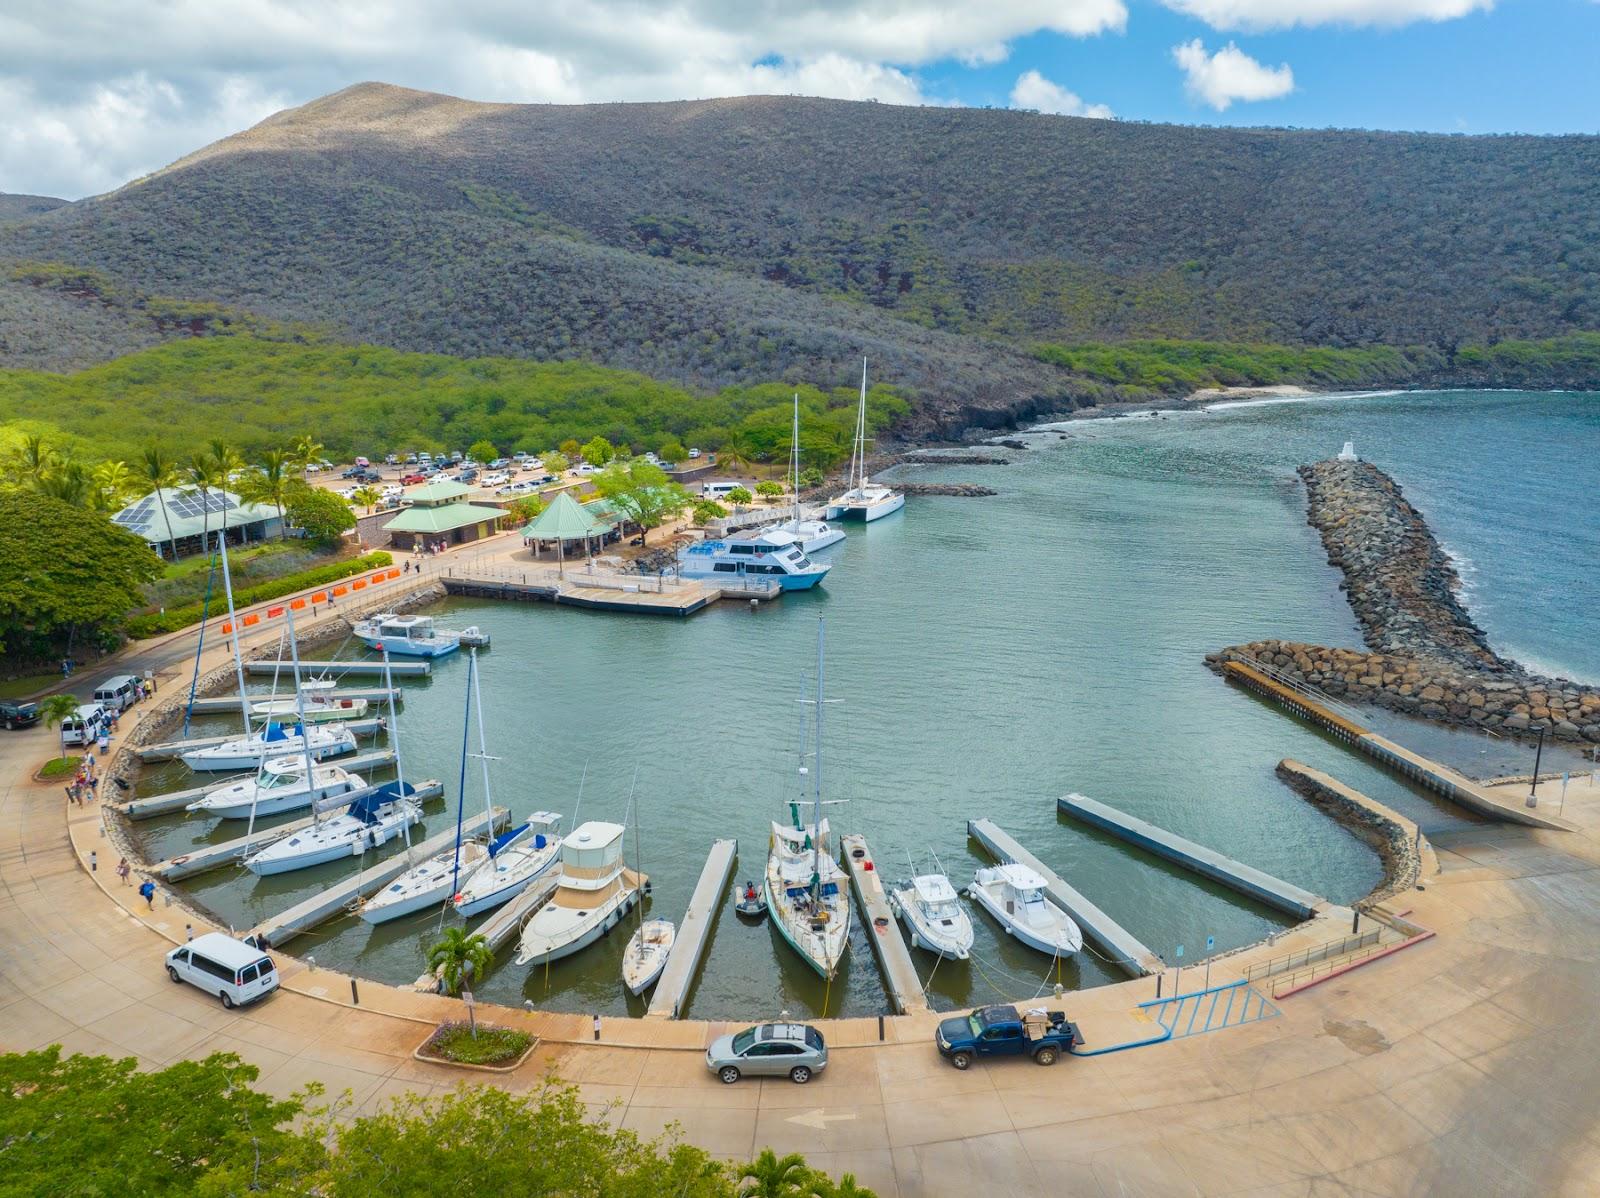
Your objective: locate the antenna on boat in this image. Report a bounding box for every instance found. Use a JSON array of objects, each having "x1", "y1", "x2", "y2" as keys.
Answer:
[
  {"x1": 571, "y1": 757, "x2": 590, "y2": 831},
  {"x1": 812, "y1": 617, "x2": 824, "y2": 906},
  {"x1": 630, "y1": 762, "x2": 644, "y2": 927},
  {"x1": 383, "y1": 646, "x2": 414, "y2": 862},
  {"x1": 447, "y1": 649, "x2": 475, "y2": 913}
]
